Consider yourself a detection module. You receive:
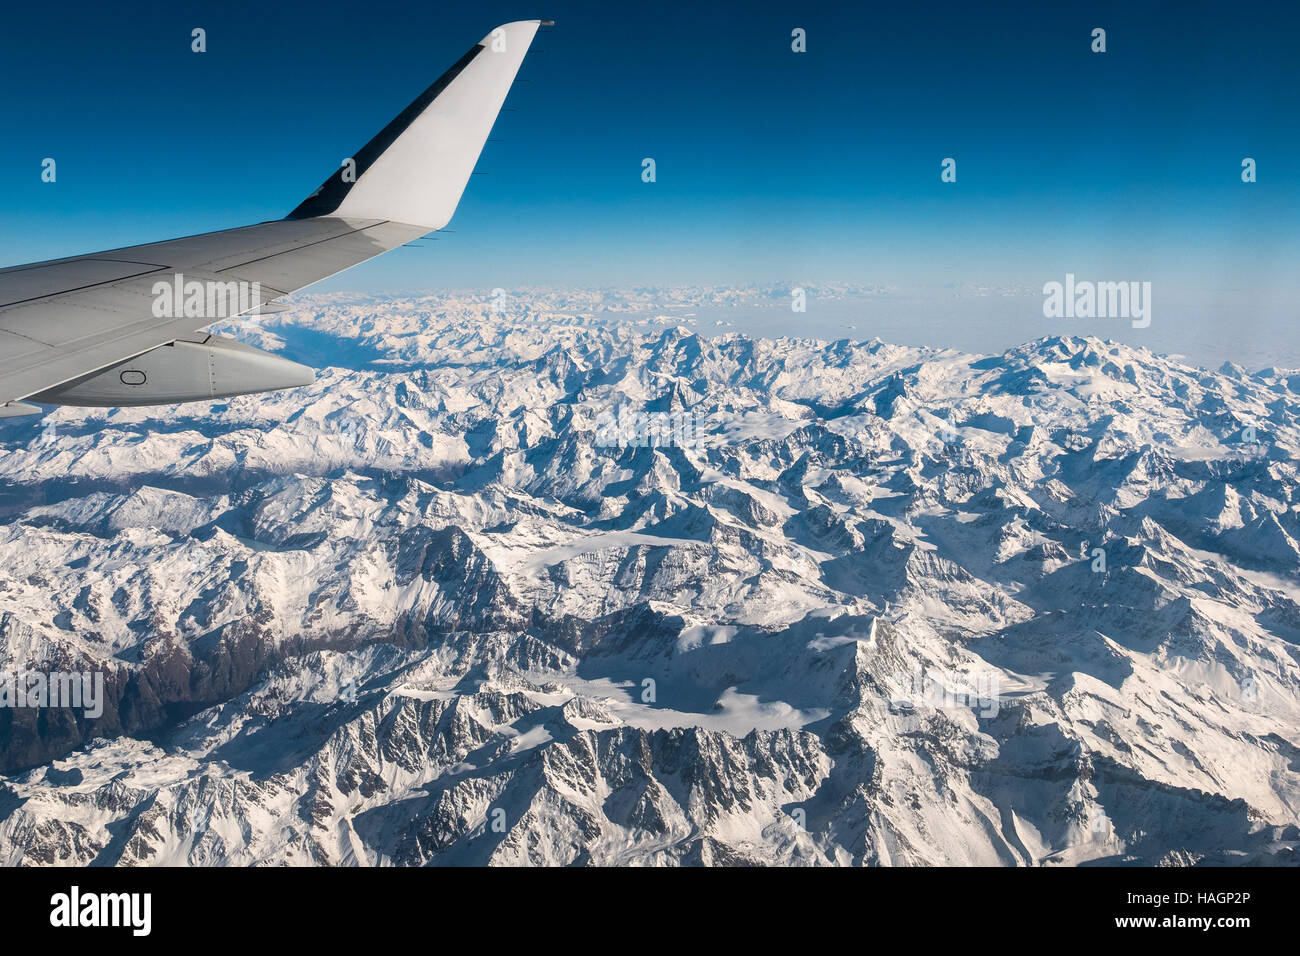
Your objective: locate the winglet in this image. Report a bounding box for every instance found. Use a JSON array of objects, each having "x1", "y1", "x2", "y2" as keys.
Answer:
[{"x1": 287, "y1": 20, "x2": 544, "y2": 229}]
